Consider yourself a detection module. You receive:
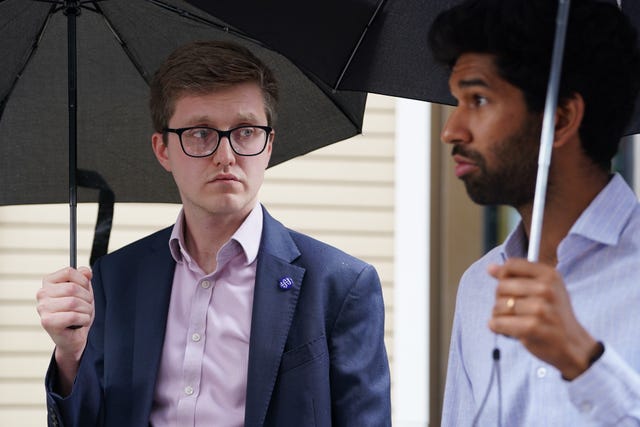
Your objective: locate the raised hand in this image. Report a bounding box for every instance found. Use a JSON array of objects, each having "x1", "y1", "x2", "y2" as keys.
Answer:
[
  {"x1": 488, "y1": 258, "x2": 600, "y2": 380},
  {"x1": 36, "y1": 266, "x2": 94, "y2": 395}
]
